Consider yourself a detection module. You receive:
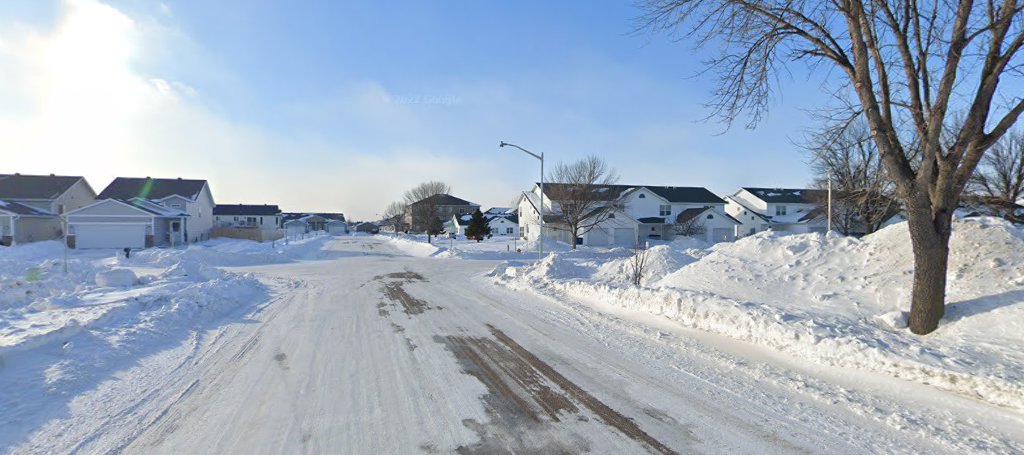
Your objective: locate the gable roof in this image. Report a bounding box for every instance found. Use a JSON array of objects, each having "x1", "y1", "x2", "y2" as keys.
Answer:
[
  {"x1": 282, "y1": 212, "x2": 346, "y2": 222},
  {"x1": 215, "y1": 204, "x2": 282, "y2": 216},
  {"x1": 0, "y1": 199, "x2": 56, "y2": 216},
  {"x1": 723, "y1": 195, "x2": 772, "y2": 222},
  {"x1": 539, "y1": 183, "x2": 724, "y2": 204},
  {"x1": 98, "y1": 177, "x2": 208, "y2": 201},
  {"x1": 741, "y1": 187, "x2": 827, "y2": 204},
  {"x1": 675, "y1": 206, "x2": 742, "y2": 225},
  {"x1": 0, "y1": 174, "x2": 85, "y2": 200},
  {"x1": 410, "y1": 193, "x2": 478, "y2": 207}
]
